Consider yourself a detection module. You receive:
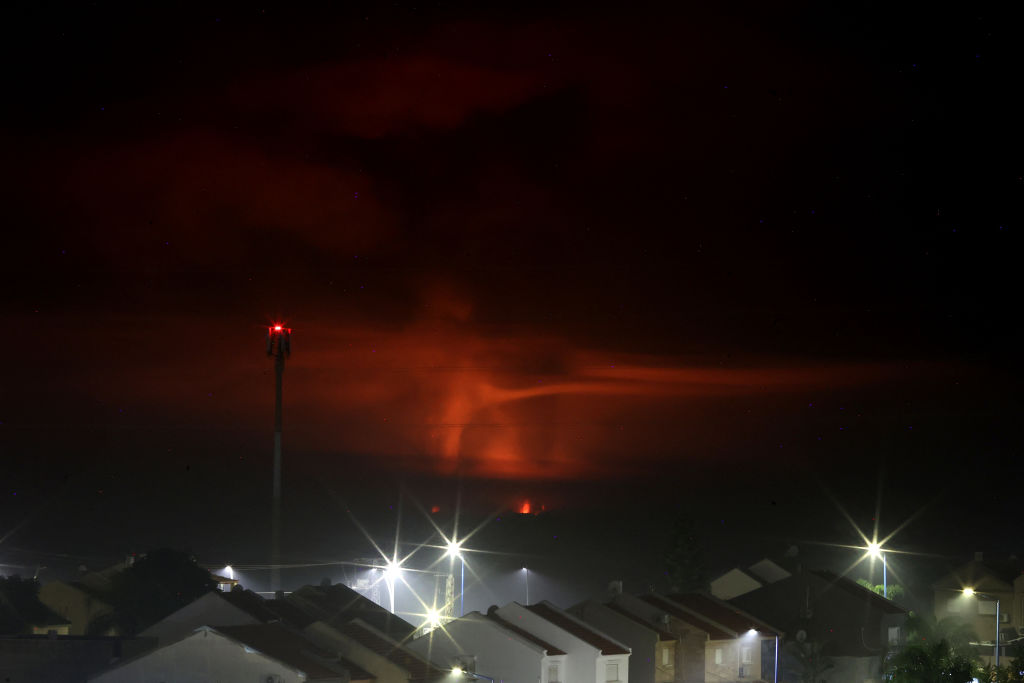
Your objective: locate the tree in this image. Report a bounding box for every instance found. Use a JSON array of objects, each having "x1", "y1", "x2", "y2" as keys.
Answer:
[
  {"x1": 663, "y1": 514, "x2": 707, "y2": 592},
  {"x1": 856, "y1": 578, "x2": 906, "y2": 600},
  {"x1": 0, "y1": 575, "x2": 50, "y2": 635},
  {"x1": 88, "y1": 548, "x2": 216, "y2": 635},
  {"x1": 886, "y1": 612, "x2": 978, "y2": 683}
]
